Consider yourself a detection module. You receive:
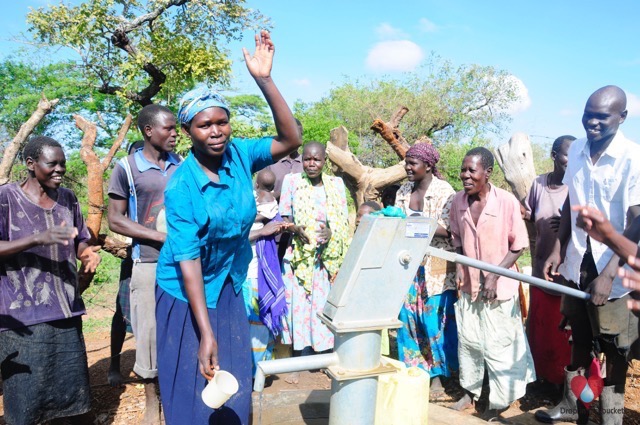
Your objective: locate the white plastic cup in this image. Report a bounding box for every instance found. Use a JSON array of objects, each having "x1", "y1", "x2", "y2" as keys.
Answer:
[{"x1": 201, "y1": 370, "x2": 239, "y2": 409}]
